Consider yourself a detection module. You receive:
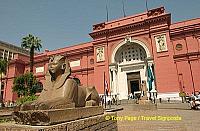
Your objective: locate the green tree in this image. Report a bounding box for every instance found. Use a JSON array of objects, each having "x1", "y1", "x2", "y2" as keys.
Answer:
[
  {"x1": 12, "y1": 75, "x2": 26, "y2": 97},
  {"x1": 21, "y1": 34, "x2": 42, "y2": 73},
  {"x1": 0, "y1": 59, "x2": 7, "y2": 103},
  {"x1": 12, "y1": 72, "x2": 41, "y2": 98}
]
